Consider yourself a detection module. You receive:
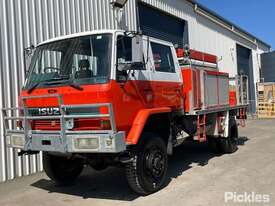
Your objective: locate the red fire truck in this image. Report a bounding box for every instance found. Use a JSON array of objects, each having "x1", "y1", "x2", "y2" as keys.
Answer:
[{"x1": 3, "y1": 30, "x2": 247, "y2": 195}]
